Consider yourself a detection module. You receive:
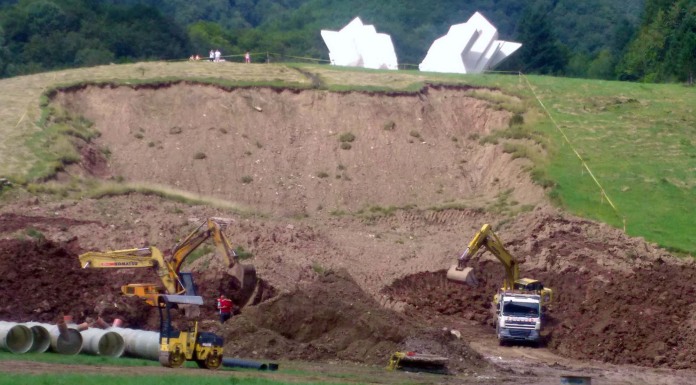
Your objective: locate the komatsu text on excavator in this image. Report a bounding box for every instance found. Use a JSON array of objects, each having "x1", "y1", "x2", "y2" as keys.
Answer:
[
  {"x1": 78, "y1": 217, "x2": 259, "y2": 307},
  {"x1": 447, "y1": 224, "x2": 553, "y2": 345}
]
